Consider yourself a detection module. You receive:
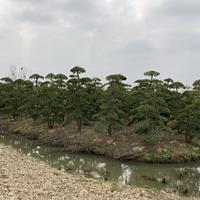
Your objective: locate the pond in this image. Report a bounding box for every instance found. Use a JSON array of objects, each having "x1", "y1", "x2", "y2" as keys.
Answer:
[{"x1": 0, "y1": 133, "x2": 200, "y2": 196}]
